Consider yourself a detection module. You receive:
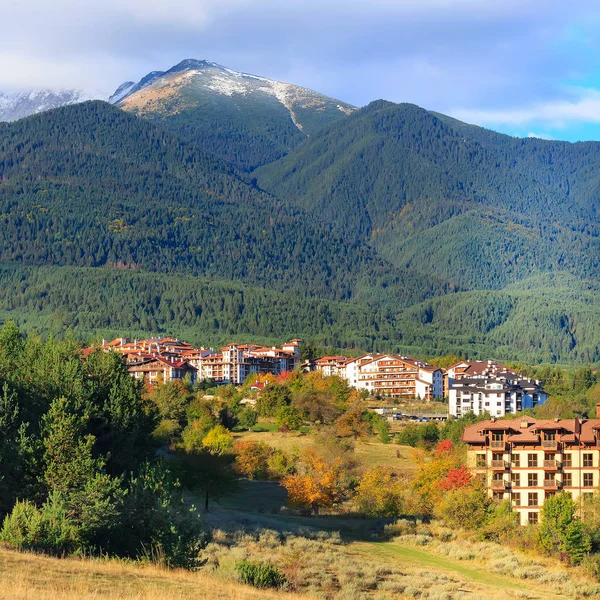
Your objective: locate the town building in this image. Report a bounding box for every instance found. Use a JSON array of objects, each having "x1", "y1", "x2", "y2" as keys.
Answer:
[
  {"x1": 97, "y1": 337, "x2": 300, "y2": 386},
  {"x1": 353, "y1": 355, "x2": 443, "y2": 400},
  {"x1": 313, "y1": 355, "x2": 348, "y2": 377},
  {"x1": 313, "y1": 353, "x2": 444, "y2": 400},
  {"x1": 448, "y1": 369, "x2": 547, "y2": 418},
  {"x1": 463, "y1": 412, "x2": 600, "y2": 525}
]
